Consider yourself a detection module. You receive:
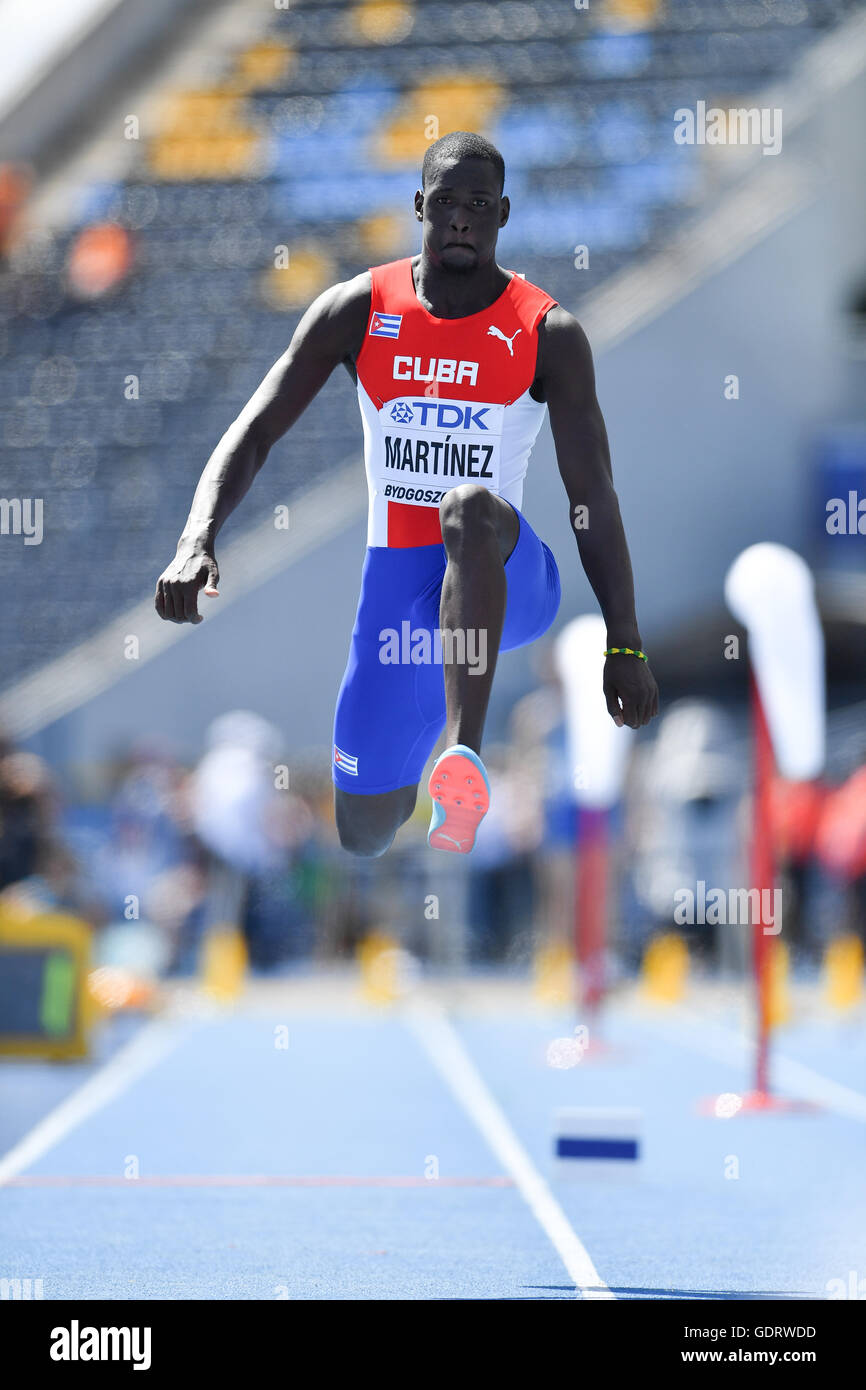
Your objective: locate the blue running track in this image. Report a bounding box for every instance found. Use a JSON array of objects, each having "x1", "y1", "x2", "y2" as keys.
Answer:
[{"x1": 1, "y1": 982, "x2": 864, "y2": 1300}]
